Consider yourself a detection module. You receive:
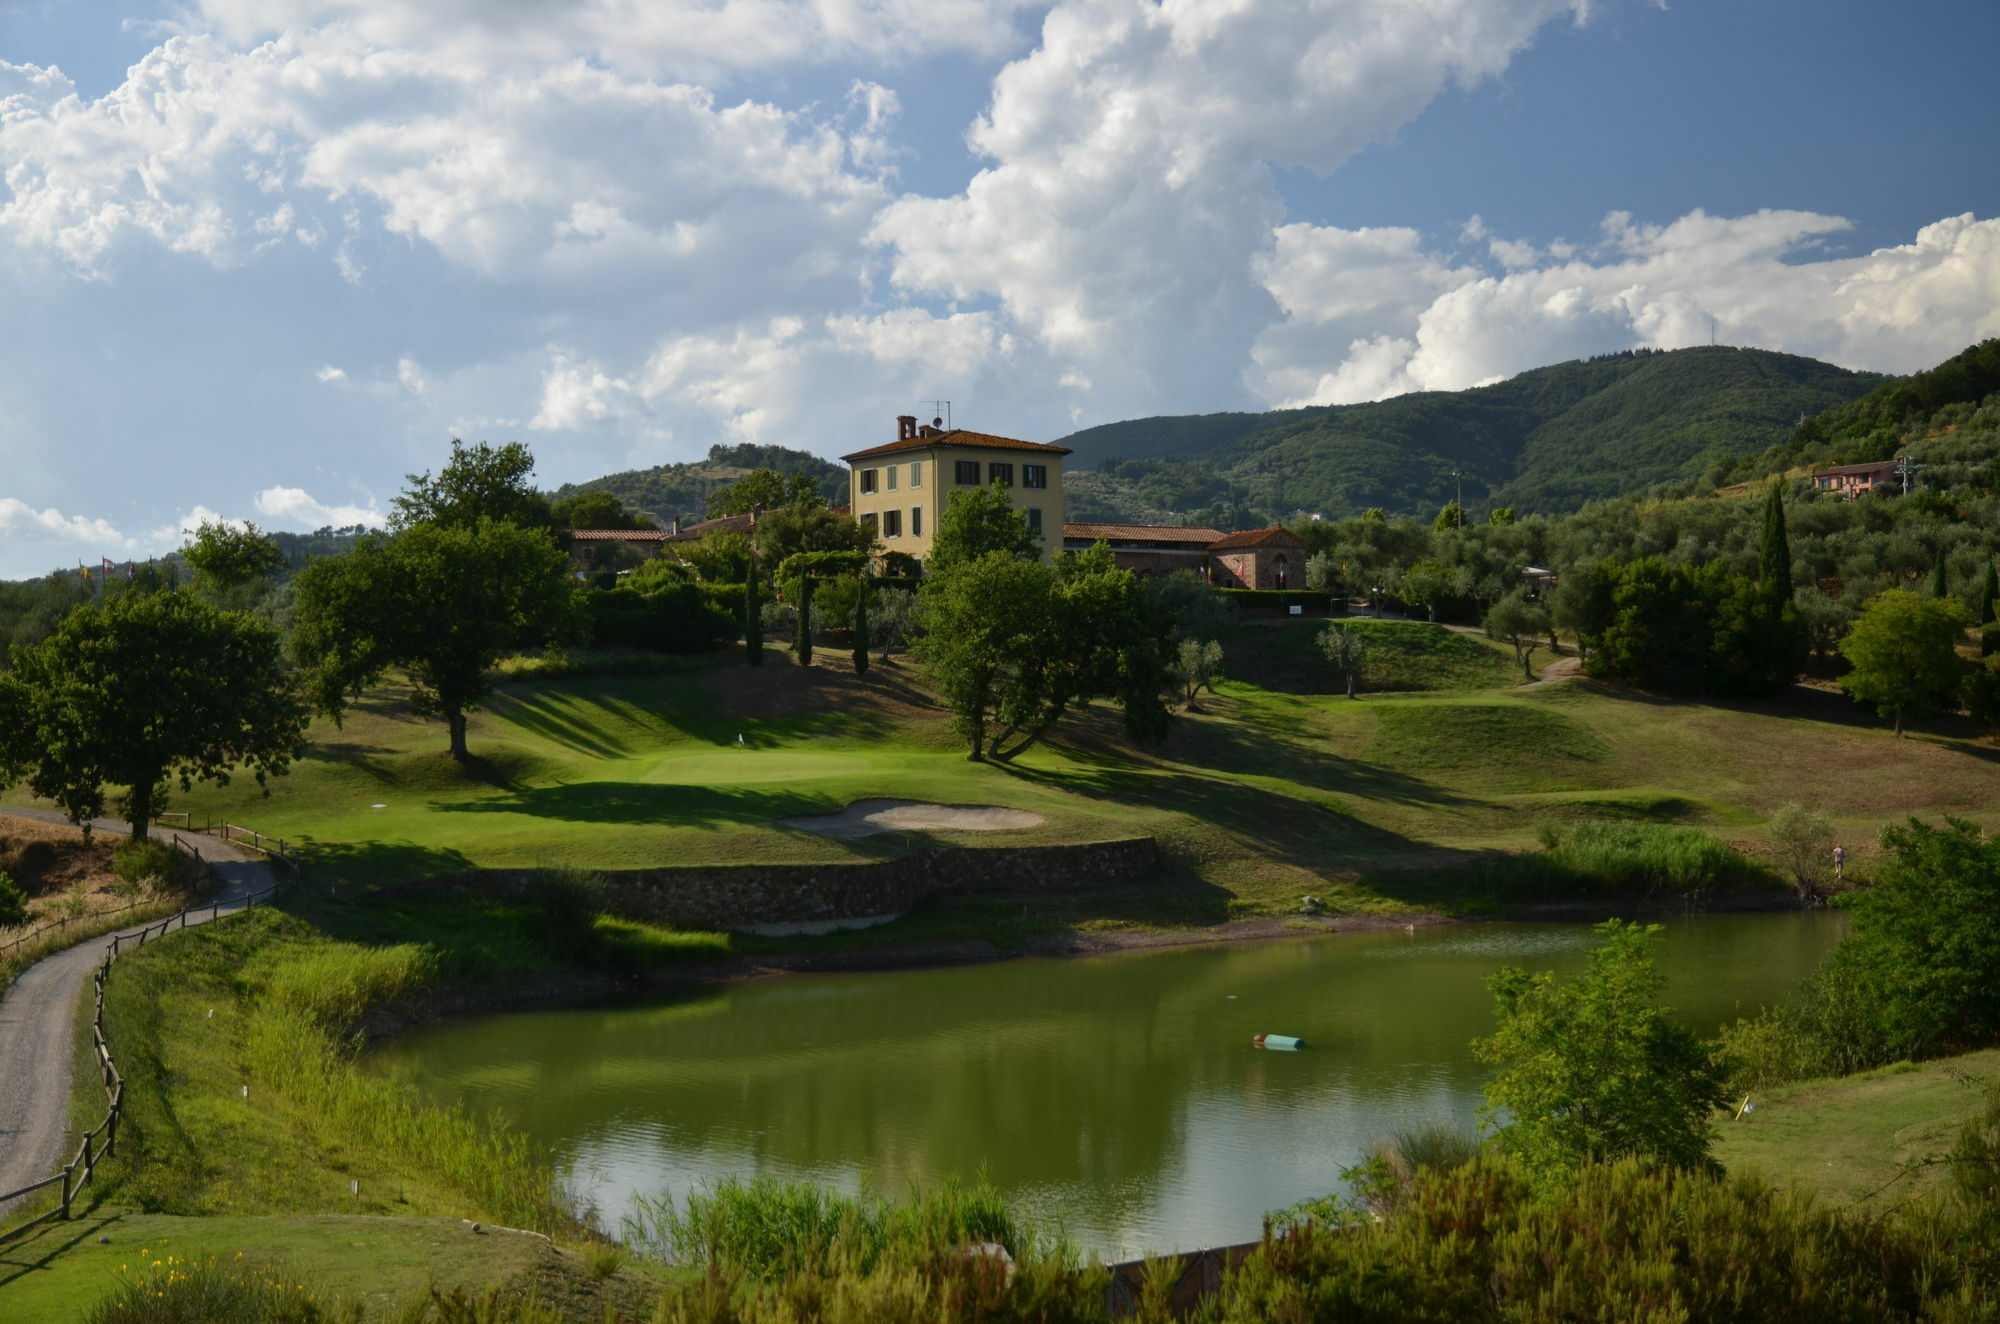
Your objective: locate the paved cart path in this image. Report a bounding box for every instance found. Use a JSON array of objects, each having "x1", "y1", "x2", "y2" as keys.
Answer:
[{"x1": 0, "y1": 812, "x2": 273, "y2": 1212}]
